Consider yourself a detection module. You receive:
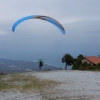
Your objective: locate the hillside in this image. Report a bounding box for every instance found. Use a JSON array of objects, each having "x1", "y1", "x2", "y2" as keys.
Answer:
[{"x1": 0, "y1": 58, "x2": 62, "y2": 73}]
